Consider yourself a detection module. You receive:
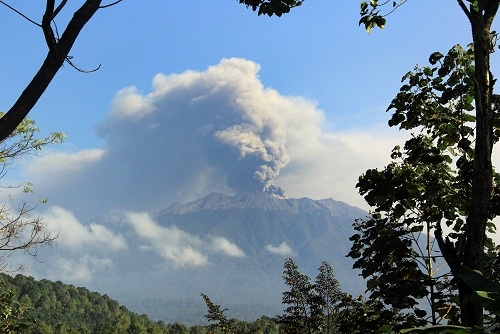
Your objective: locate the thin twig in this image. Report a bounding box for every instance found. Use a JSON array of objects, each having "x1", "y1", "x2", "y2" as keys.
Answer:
[
  {"x1": 382, "y1": 0, "x2": 408, "y2": 18},
  {"x1": 100, "y1": 0, "x2": 124, "y2": 9},
  {"x1": 0, "y1": 1, "x2": 41, "y2": 26},
  {"x1": 66, "y1": 57, "x2": 101, "y2": 73}
]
